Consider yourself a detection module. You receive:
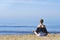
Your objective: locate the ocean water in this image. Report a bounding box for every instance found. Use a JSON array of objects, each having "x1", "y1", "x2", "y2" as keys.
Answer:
[{"x1": 0, "y1": 25, "x2": 60, "y2": 35}]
